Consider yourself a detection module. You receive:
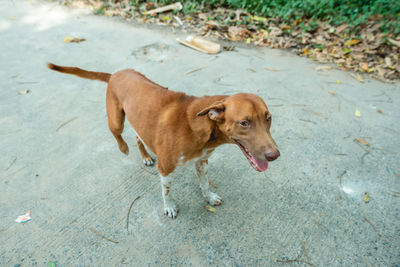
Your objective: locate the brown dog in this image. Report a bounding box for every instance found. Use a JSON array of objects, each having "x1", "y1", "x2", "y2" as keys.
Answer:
[{"x1": 47, "y1": 63, "x2": 280, "y2": 218}]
